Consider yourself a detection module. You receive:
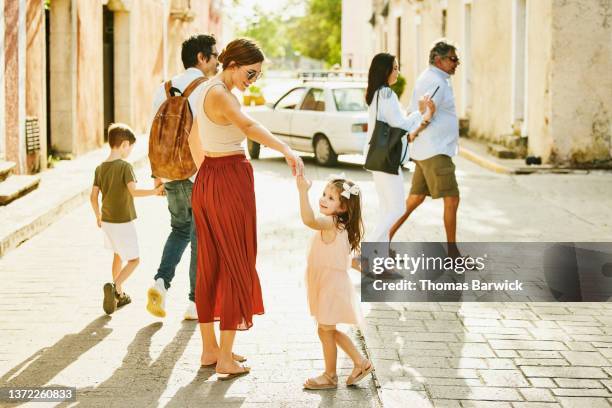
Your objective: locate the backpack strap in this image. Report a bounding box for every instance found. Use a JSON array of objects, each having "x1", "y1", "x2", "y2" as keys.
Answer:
[
  {"x1": 182, "y1": 77, "x2": 208, "y2": 98},
  {"x1": 164, "y1": 80, "x2": 173, "y2": 98}
]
